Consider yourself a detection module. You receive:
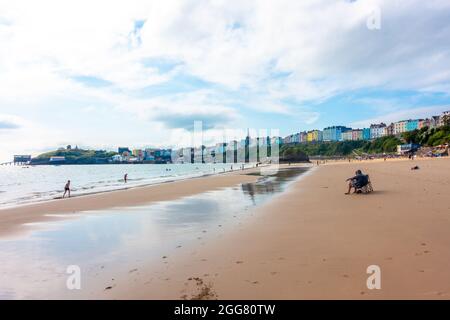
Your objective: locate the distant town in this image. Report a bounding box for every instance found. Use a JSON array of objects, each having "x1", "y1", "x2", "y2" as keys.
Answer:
[{"x1": 4, "y1": 110, "x2": 450, "y2": 166}]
